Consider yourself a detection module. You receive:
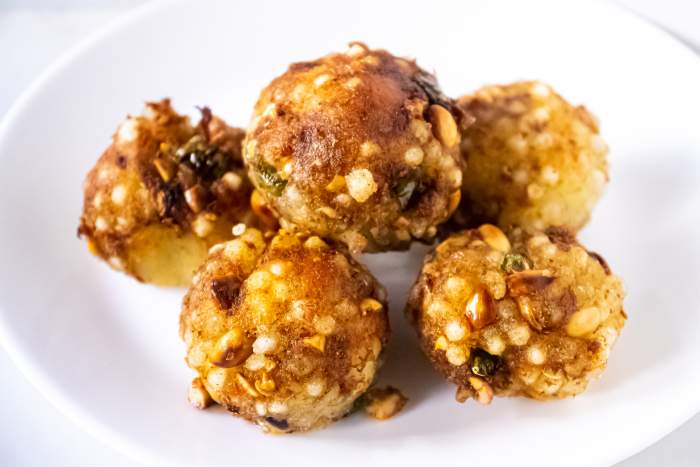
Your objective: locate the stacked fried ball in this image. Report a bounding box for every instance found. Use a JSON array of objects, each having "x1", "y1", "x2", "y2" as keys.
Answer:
[
  {"x1": 78, "y1": 99, "x2": 259, "y2": 285},
  {"x1": 180, "y1": 228, "x2": 389, "y2": 432},
  {"x1": 454, "y1": 81, "x2": 609, "y2": 231},
  {"x1": 79, "y1": 43, "x2": 626, "y2": 433},
  {"x1": 244, "y1": 42, "x2": 465, "y2": 252},
  {"x1": 407, "y1": 225, "x2": 625, "y2": 403}
]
